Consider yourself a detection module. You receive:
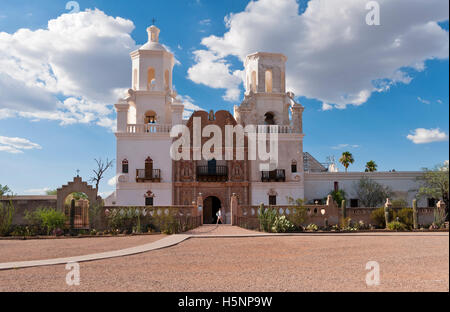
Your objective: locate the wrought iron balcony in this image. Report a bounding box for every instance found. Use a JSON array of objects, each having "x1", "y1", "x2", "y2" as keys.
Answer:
[
  {"x1": 196, "y1": 166, "x2": 228, "y2": 182},
  {"x1": 261, "y1": 169, "x2": 286, "y2": 182},
  {"x1": 136, "y1": 169, "x2": 161, "y2": 183}
]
